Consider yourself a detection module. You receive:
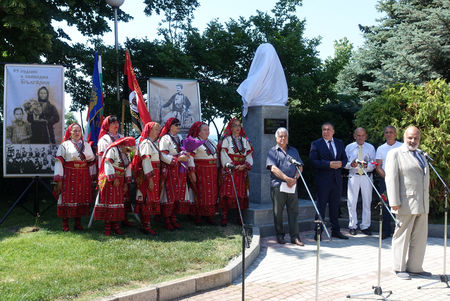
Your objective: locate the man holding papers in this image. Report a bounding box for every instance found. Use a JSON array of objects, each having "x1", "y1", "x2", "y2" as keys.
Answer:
[{"x1": 266, "y1": 127, "x2": 304, "y2": 246}]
